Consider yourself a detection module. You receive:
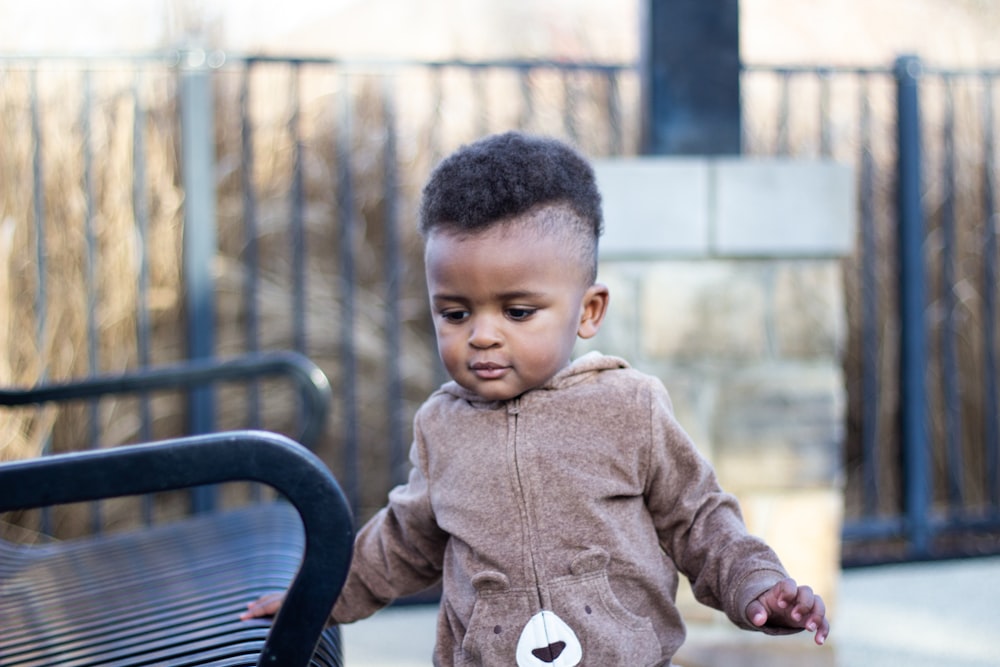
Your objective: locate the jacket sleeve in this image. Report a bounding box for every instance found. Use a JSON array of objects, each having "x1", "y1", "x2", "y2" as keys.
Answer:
[
  {"x1": 642, "y1": 377, "x2": 791, "y2": 633},
  {"x1": 330, "y1": 420, "x2": 448, "y2": 624}
]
